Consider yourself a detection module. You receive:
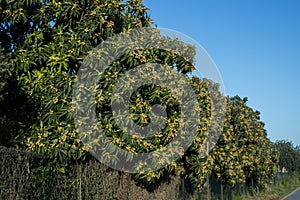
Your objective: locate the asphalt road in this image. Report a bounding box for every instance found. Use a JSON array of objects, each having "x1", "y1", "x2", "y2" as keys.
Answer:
[{"x1": 282, "y1": 187, "x2": 300, "y2": 200}]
